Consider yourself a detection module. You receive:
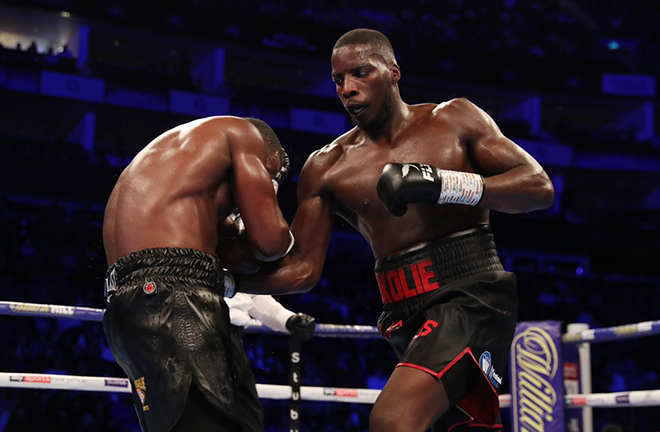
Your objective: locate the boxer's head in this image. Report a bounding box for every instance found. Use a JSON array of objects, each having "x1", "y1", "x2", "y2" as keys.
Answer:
[
  {"x1": 333, "y1": 28, "x2": 396, "y2": 66},
  {"x1": 331, "y1": 29, "x2": 401, "y2": 132},
  {"x1": 245, "y1": 117, "x2": 288, "y2": 183}
]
